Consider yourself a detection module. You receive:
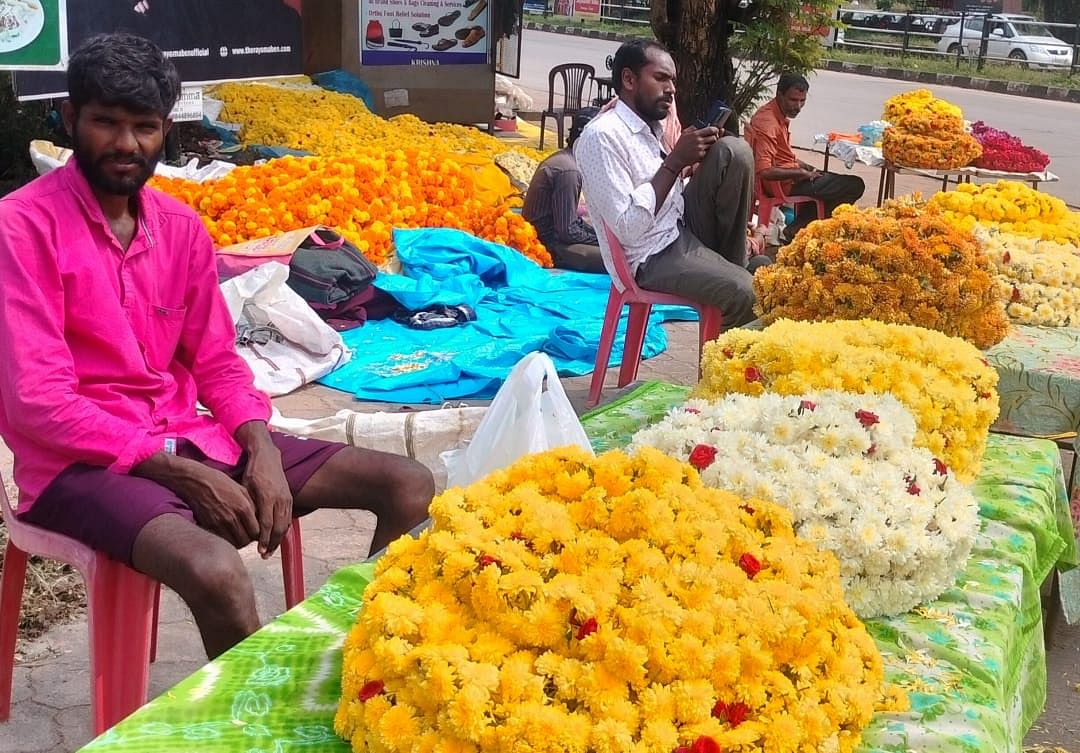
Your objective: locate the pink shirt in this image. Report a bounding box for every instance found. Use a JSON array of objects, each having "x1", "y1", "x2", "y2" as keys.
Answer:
[{"x1": 0, "y1": 161, "x2": 271, "y2": 510}]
